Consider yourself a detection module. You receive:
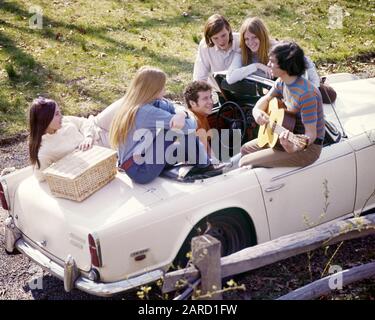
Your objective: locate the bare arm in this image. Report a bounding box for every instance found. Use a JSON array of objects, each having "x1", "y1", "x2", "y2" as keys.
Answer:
[{"x1": 252, "y1": 89, "x2": 275, "y2": 125}]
